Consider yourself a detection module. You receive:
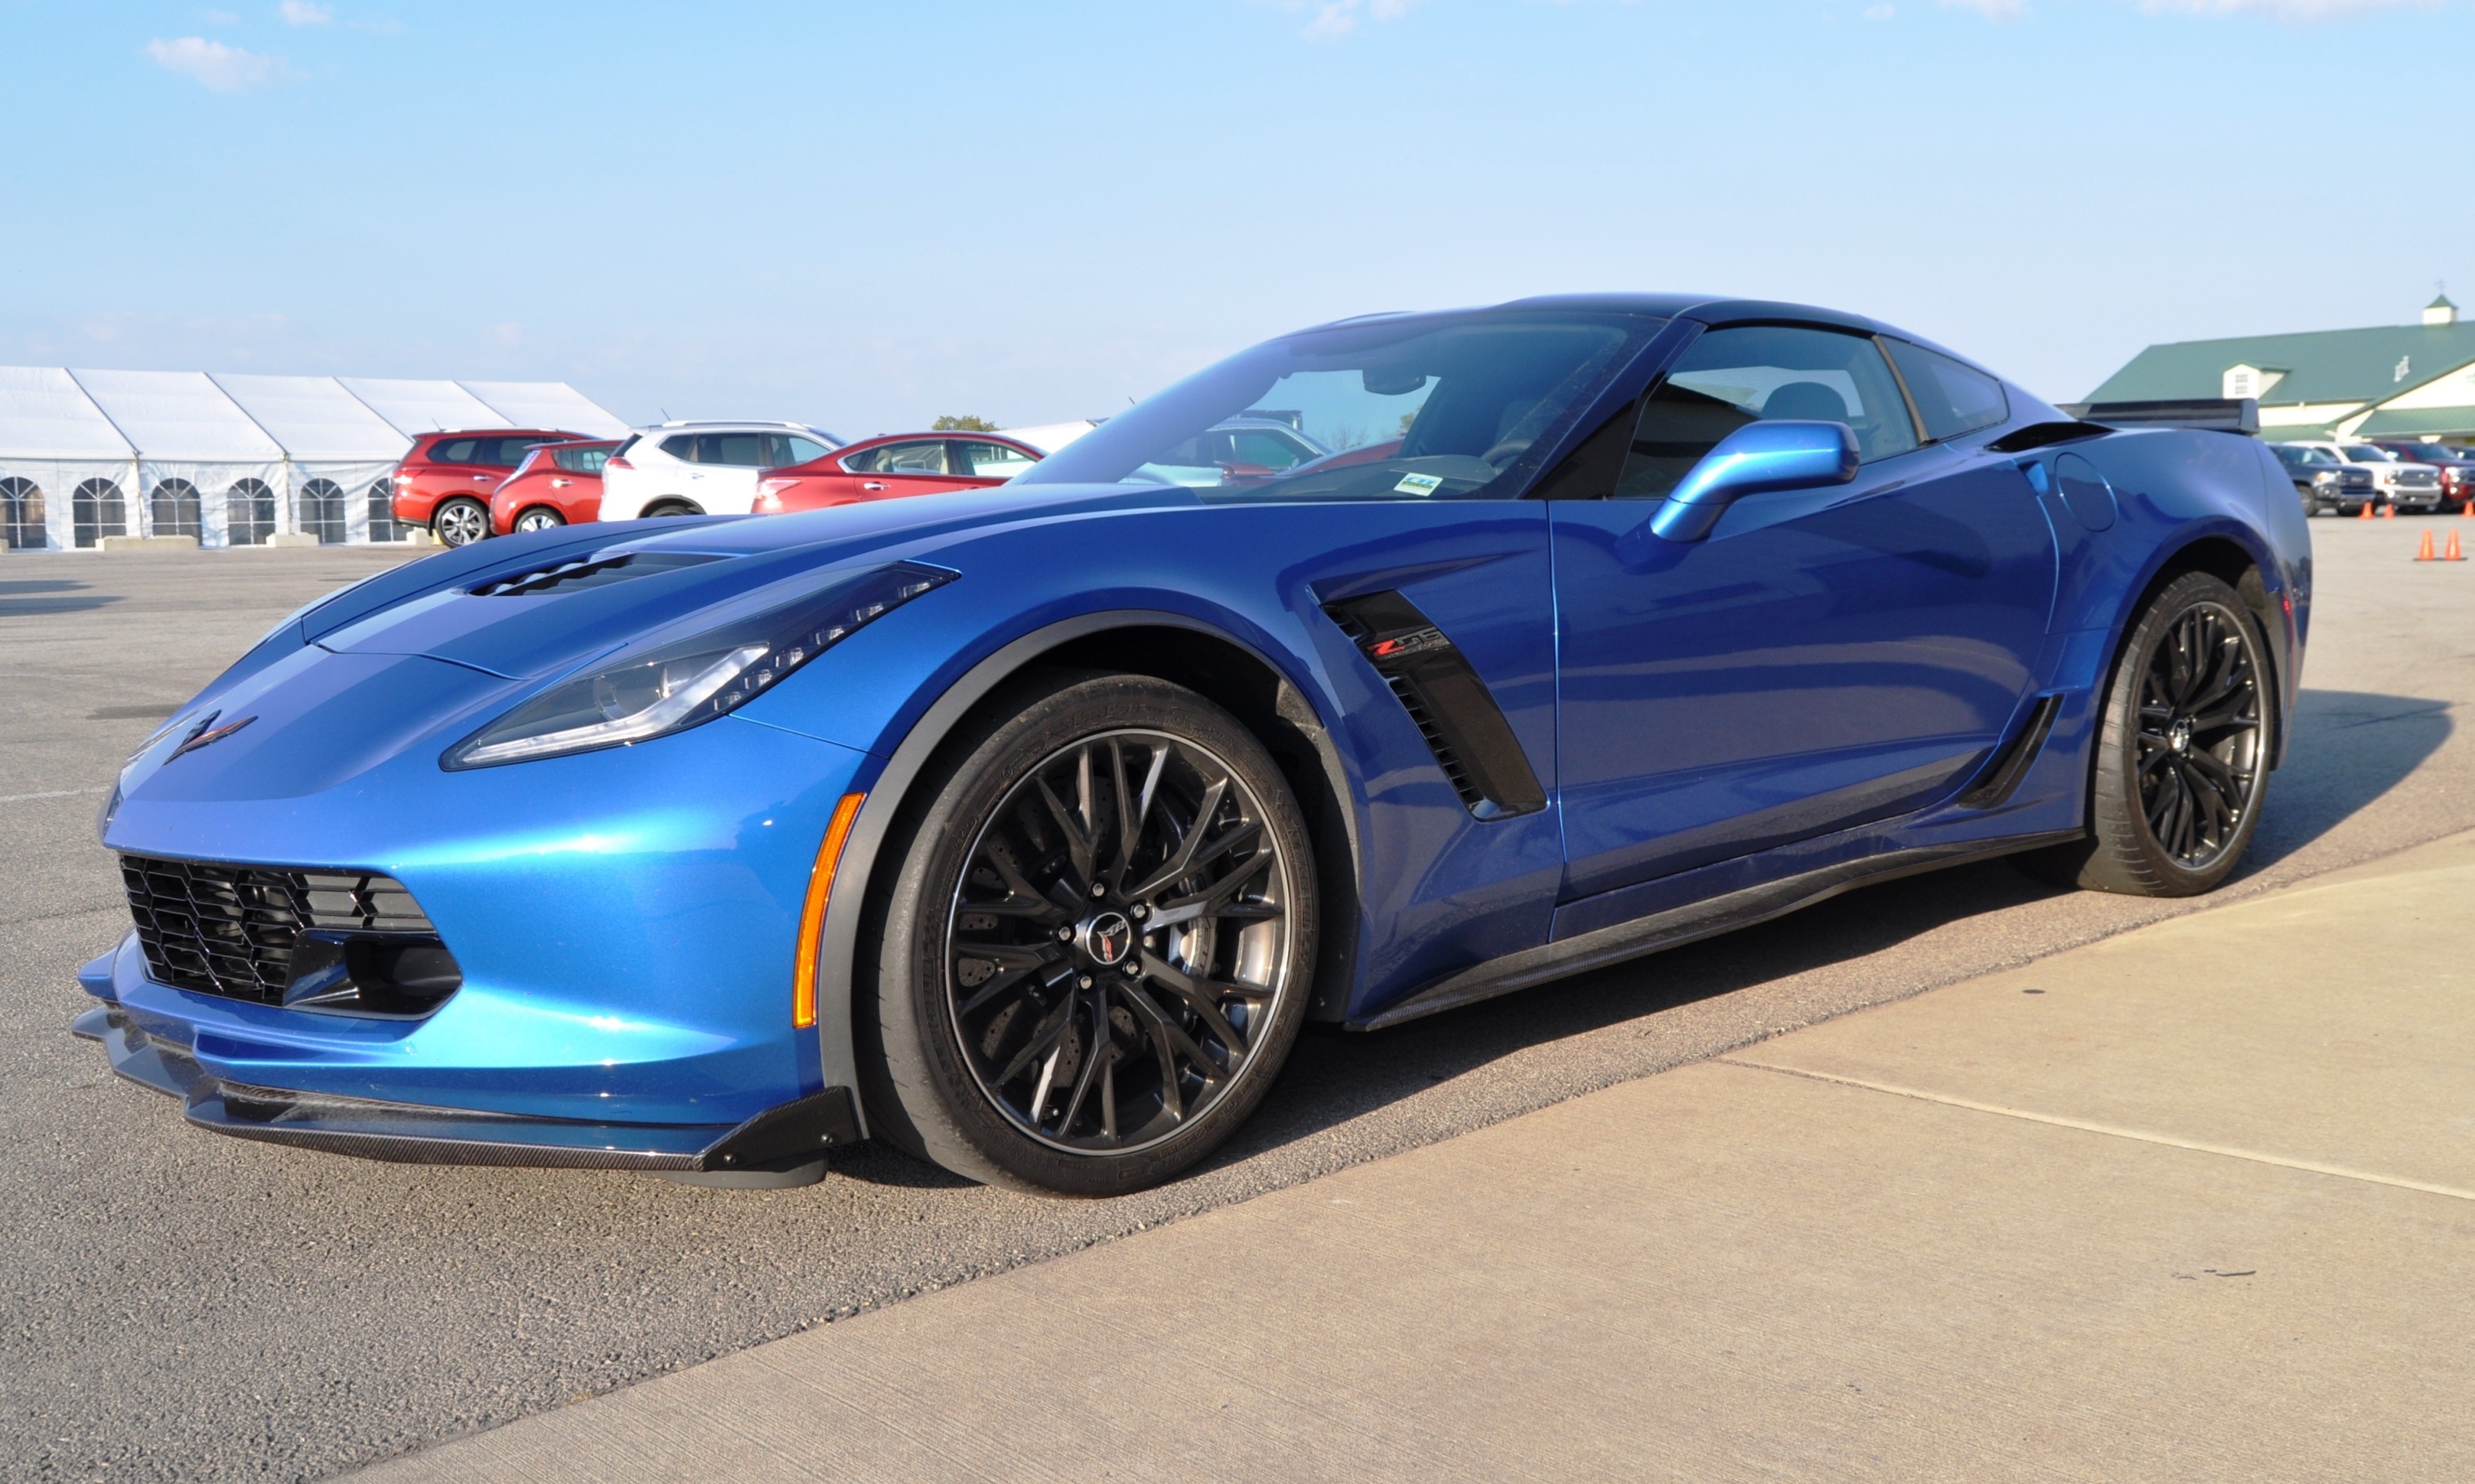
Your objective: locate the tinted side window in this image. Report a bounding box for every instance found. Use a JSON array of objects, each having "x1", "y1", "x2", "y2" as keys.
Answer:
[
  {"x1": 765, "y1": 434, "x2": 831, "y2": 468},
  {"x1": 700, "y1": 432, "x2": 765, "y2": 466},
  {"x1": 878, "y1": 440, "x2": 948, "y2": 474},
  {"x1": 953, "y1": 441, "x2": 1040, "y2": 478},
  {"x1": 1884, "y1": 340, "x2": 2009, "y2": 441},
  {"x1": 1613, "y1": 325, "x2": 1919, "y2": 498},
  {"x1": 660, "y1": 434, "x2": 698, "y2": 461},
  {"x1": 553, "y1": 447, "x2": 611, "y2": 473},
  {"x1": 1231, "y1": 429, "x2": 1309, "y2": 469},
  {"x1": 433, "y1": 438, "x2": 479, "y2": 464}
]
